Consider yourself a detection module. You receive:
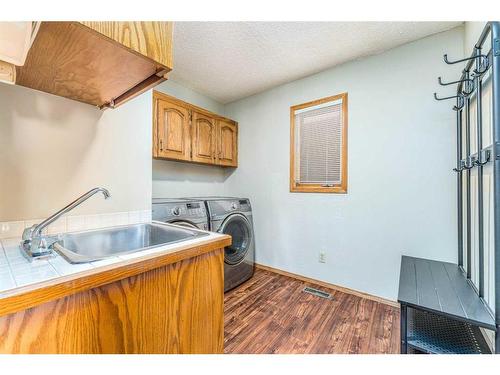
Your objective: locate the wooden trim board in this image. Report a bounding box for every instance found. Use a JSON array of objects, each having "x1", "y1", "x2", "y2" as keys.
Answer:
[{"x1": 255, "y1": 263, "x2": 399, "y2": 308}]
